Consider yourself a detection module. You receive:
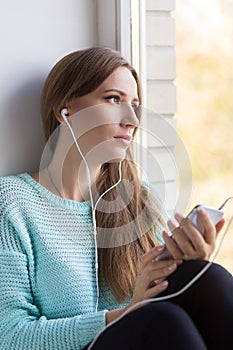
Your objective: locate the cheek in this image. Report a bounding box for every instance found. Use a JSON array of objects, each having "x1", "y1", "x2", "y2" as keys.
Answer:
[
  {"x1": 77, "y1": 125, "x2": 128, "y2": 163},
  {"x1": 78, "y1": 125, "x2": 115, "y2": 150},
  {"x1": 90, "y1": 125, "x2": 114, "y2": 140},
  {"x1": 70, "y1": 104, "x2": 122, "y2": 141}
]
